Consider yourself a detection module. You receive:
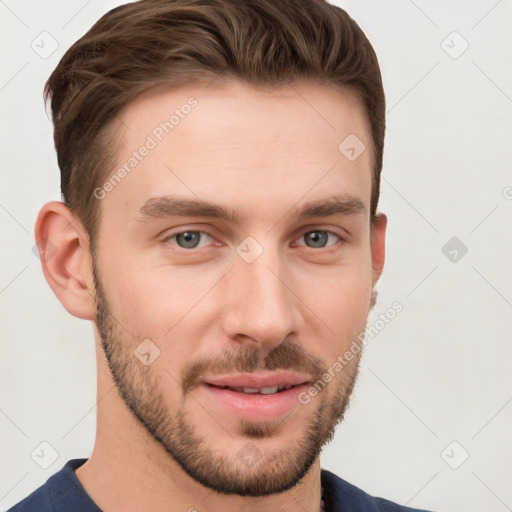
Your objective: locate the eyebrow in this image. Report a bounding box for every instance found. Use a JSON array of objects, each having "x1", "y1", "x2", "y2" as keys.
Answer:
[
  {"x1": 289, "y1": 194, "x2": 367, "y2": 219},
  {"x1": 135, "y1": 193, "x2": 367, "y2": 223},
  {"x1": 136, "y1": 196, "x2": 241, "y2": 223}
]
